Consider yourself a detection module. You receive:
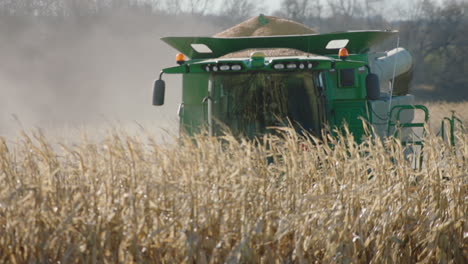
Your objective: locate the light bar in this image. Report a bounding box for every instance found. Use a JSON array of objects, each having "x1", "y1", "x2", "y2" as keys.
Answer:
[
  {"x1": 220, "y1": 65, "x2": 230, "y2": 71},
  {"x1": 272, "y1": 61, "x2": 318, "y2": 70},
  {"x1": 231, "y1": 64, "x2": 242, "y2": 71},
  {"x1": 203, "y1": 63, "x2": 243, "y2": 72},
  {"x1": 273, "y1": 63, "x2": 285, "y2": 70},
  {"x1": 202, "y1": 61, "x2": 318, "y2": 72}
]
